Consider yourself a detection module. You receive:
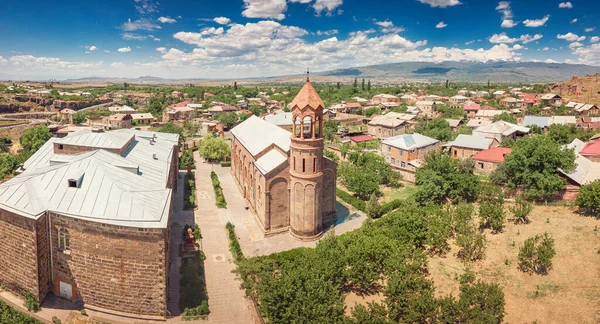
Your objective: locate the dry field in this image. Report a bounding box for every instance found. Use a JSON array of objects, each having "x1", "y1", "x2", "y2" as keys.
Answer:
[{"x1": 429, "y1": 205, "x2": 600, "y2": 324}]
